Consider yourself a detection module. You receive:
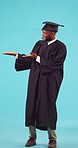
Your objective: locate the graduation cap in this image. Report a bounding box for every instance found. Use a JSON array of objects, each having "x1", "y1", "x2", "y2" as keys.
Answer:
[{"x1": 42, "y1": 21, "x2": 64, "y2": 32}]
